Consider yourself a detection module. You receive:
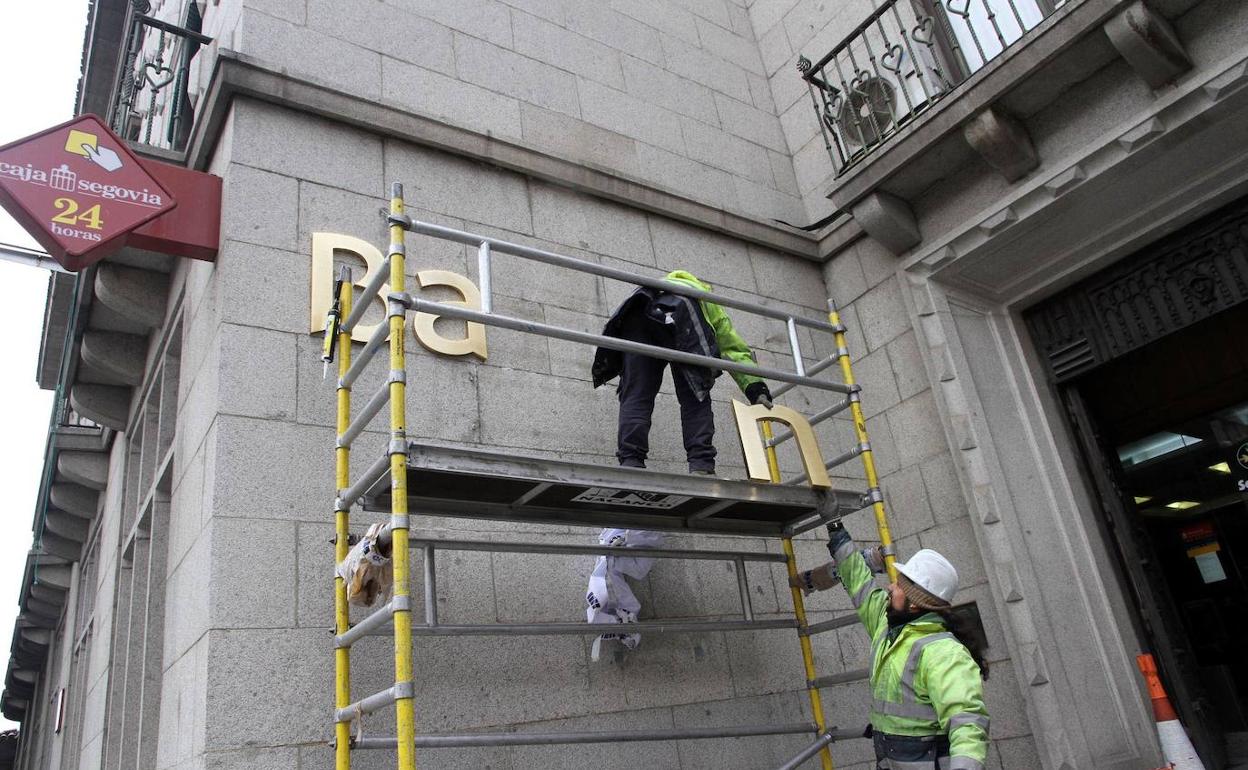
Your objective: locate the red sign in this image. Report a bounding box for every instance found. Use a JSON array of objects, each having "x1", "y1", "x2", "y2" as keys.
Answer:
[
  {"x1": 1179, "y1": 520, "x2": 1215, "y2": 544},
  {"x1": 0, "y1": 114, "x2": 177, "y2": 271},
  {"x1": 128, "y1": 158, "x2": 221, "y2": 262}
]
